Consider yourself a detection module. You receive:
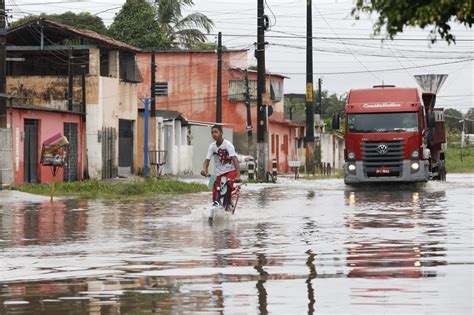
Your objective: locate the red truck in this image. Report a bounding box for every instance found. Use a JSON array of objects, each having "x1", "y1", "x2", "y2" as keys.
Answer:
[{"x1": 334, "y1": 75, "x2": 447, "y2": 185}]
